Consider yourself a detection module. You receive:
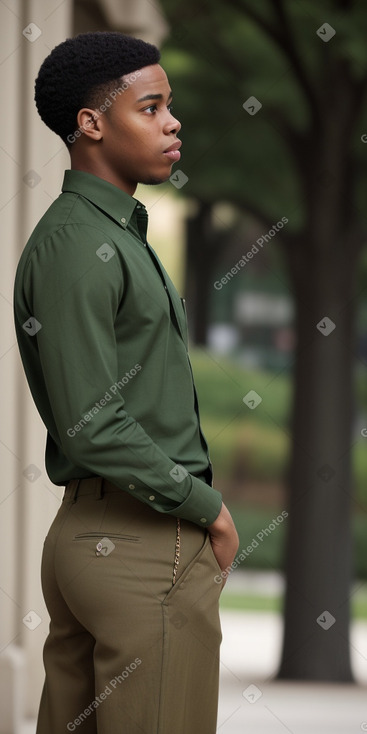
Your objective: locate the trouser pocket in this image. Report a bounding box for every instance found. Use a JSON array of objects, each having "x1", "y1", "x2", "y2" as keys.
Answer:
[{"x1": 162, "y1": 531, "x2": 219, "y2": 604}]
